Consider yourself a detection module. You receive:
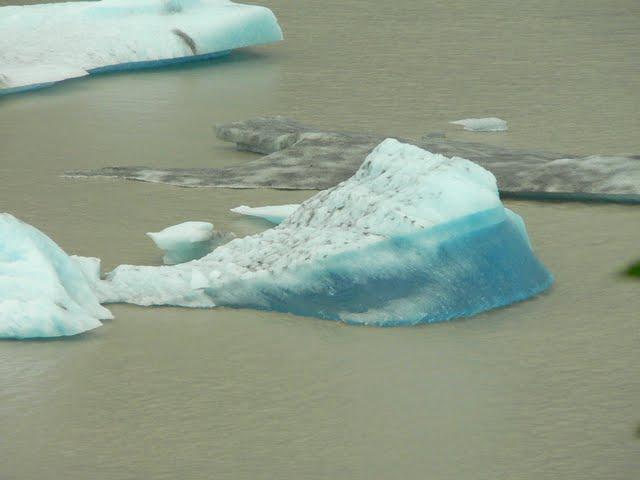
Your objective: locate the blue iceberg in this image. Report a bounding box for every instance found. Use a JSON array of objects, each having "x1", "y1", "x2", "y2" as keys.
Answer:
[
  {"x1": 0, "y1": 214, "x2": 112, "y2": 339},
  {"x1": 99, "y1": 139, "x2": 554, "y2": 326},
  {"x1": 0, "y1": 0, "x2": 283, "y2": 94}
]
